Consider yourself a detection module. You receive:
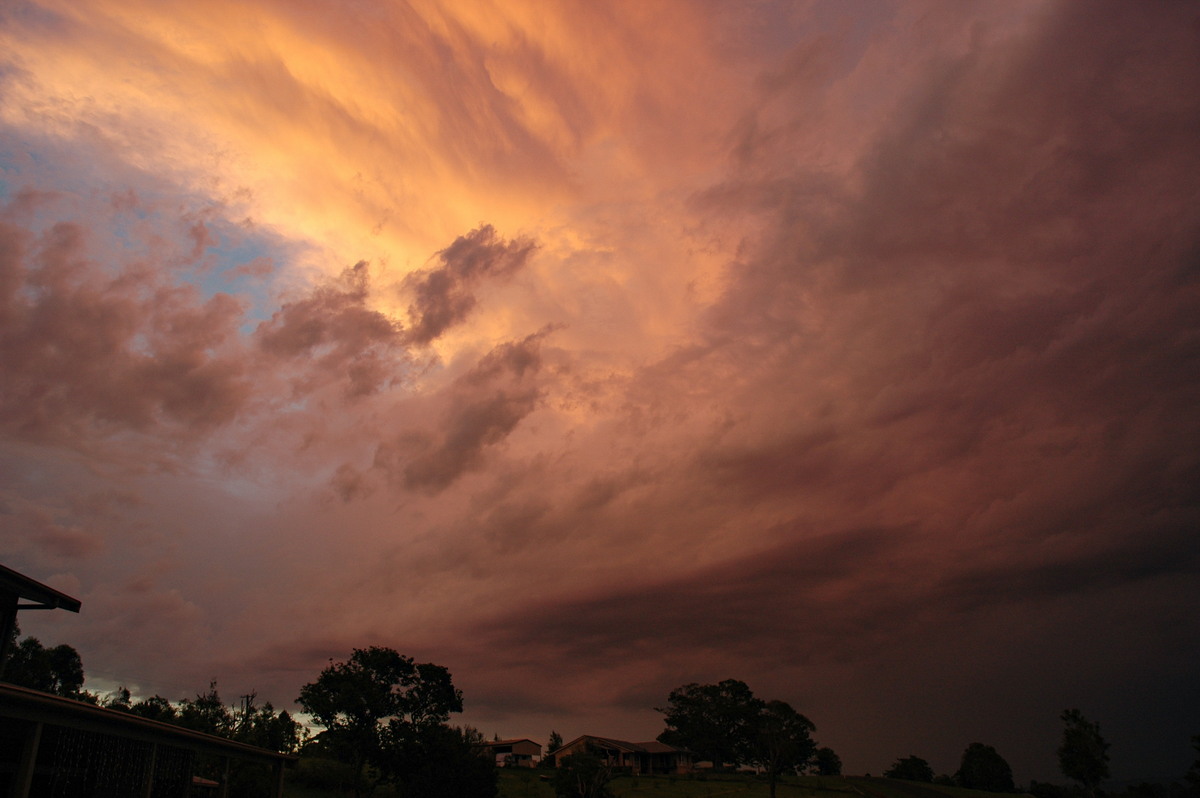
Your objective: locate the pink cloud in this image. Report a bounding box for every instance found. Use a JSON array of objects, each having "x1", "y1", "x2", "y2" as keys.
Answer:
[
  {"x1": 0, "y1": 0, "x2": 1196, "y2": 783},
  {"x1": 402, "y1": 225, "x2": 537, "y2": 345}
]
